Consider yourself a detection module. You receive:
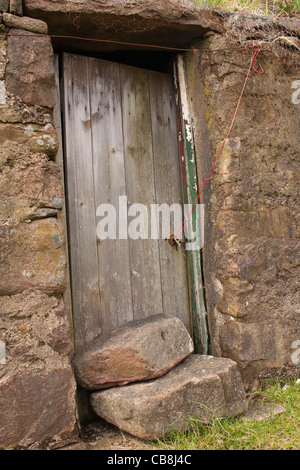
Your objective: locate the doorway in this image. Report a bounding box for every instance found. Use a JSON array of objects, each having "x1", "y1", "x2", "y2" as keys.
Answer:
[{"x1": 62, "y1": 53, "x2": 192, "y2": 351}]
